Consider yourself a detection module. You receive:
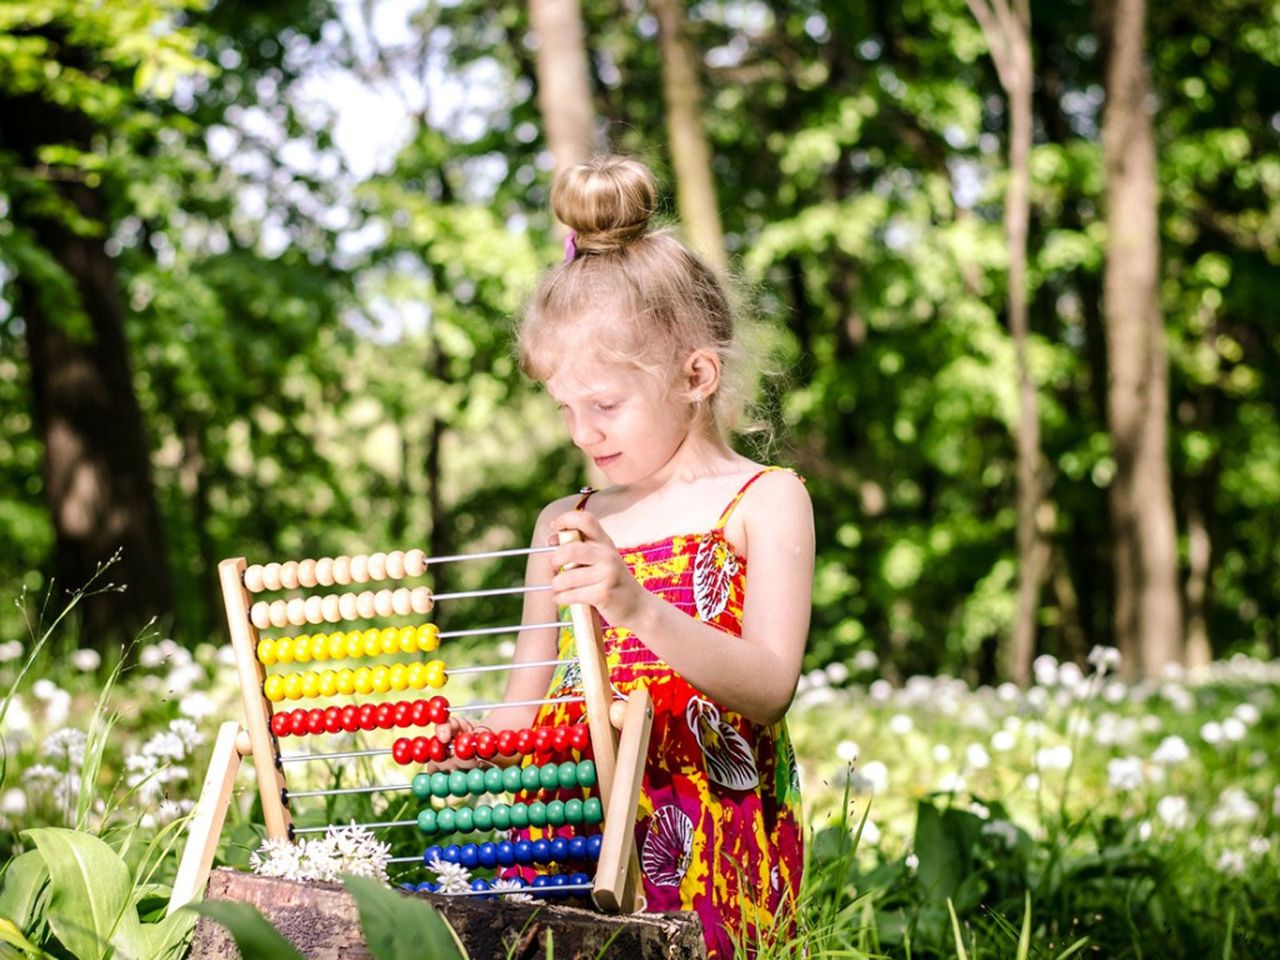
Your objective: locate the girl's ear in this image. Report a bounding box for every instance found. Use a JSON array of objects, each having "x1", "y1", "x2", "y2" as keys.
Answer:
[{"x1": 684, "y1": 348, "x2": 722, "y2": 402}]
